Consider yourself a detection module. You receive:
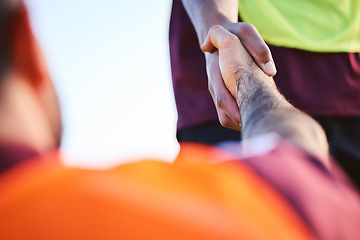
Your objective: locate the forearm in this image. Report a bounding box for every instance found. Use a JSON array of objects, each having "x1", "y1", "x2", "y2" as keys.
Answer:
[
  {"x1": 181, "y1": 0, "x2": 238, "y2": 45},
  {"x1": 200, "y1": 23, "x2": 326, "y2": 160},
  {"x1": 238, "y1": 72, "x2": 329, "y2": 161}
]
